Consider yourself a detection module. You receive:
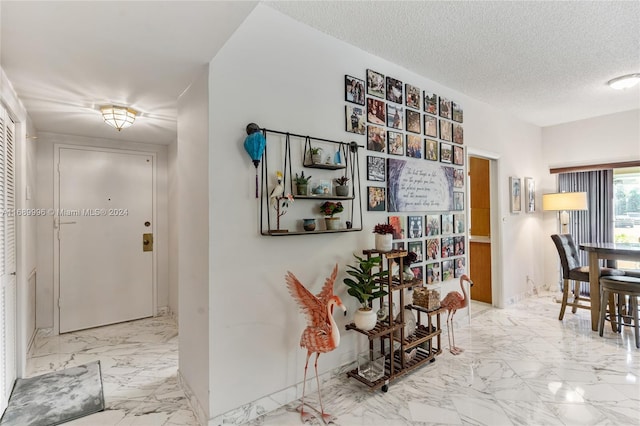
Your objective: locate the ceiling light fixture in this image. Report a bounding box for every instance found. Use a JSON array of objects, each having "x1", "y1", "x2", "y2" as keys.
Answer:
[
  {"x1": 607, "y1": 73, "x2": 640, "y2": 90},
  {"x1": 100, "y1": 105, "x2": 138, "y2": 131}
]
